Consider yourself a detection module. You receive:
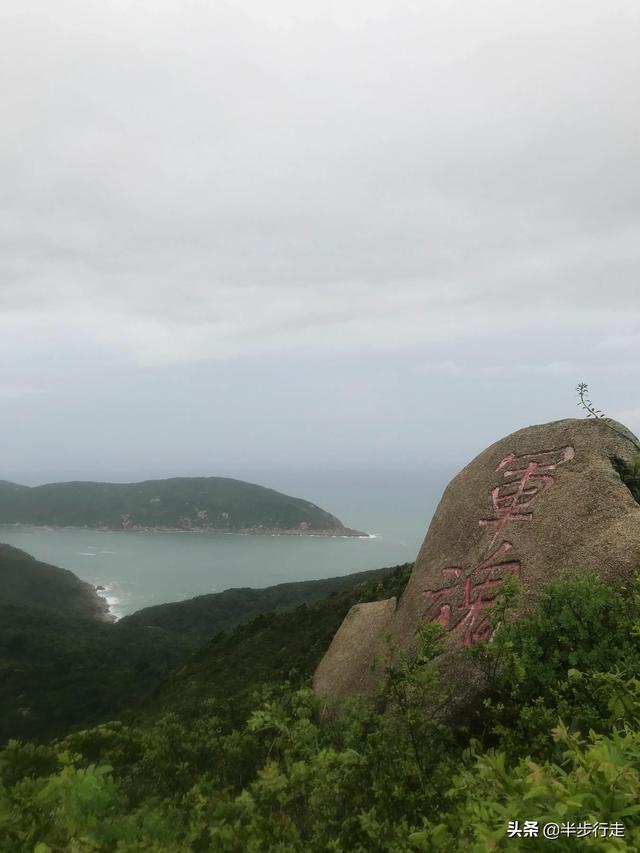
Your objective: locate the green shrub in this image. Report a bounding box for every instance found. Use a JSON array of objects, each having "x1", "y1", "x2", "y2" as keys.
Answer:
[{"x1": 4, "y1": 571, "x2": 640, "y2": 851}]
